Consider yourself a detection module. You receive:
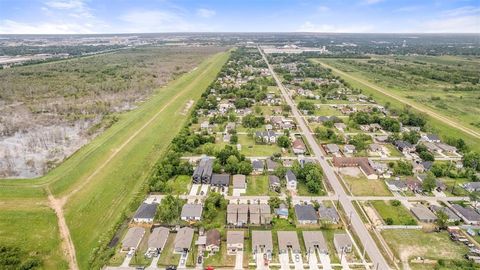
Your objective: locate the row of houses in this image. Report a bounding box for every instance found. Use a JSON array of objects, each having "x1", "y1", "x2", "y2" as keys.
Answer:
[
  {"x1": 227, "y1": 203, "x2": 272, "y2": 226},
  {"x1": 332, "y1": 157, "x2": 387, "y2": 180},
  {"x1": 251, "y1": 230, "x2": 352, "y2": 255},
  {"x1": 294, "y1": 204, "x2": 340, "y2": 225}
]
